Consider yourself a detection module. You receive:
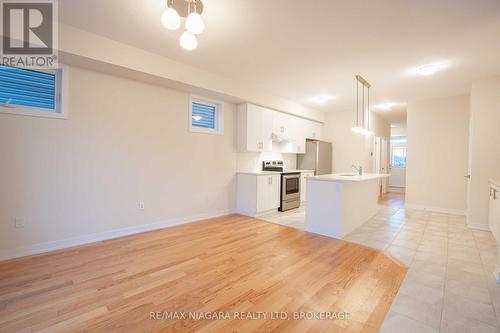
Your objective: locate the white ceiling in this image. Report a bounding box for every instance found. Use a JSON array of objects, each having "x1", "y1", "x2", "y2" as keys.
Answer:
[{"x1": 59, "y1": 0, "x2": 500, "y2": 124}]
